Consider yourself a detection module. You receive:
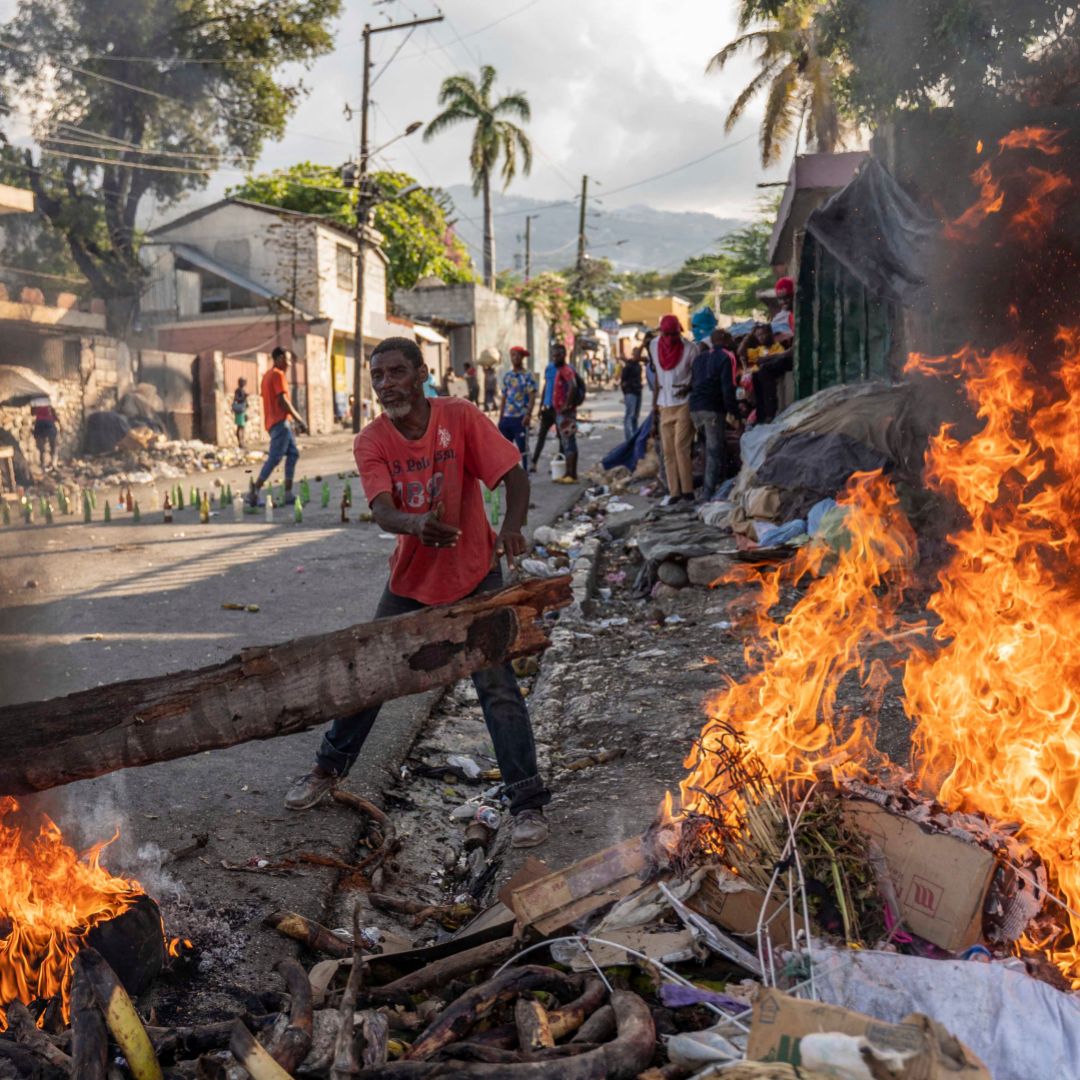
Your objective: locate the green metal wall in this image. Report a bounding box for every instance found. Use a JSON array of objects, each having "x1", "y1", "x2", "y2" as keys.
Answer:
[{"x1": 794, "y1": 232, "x2": 898, "y2": 400}]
